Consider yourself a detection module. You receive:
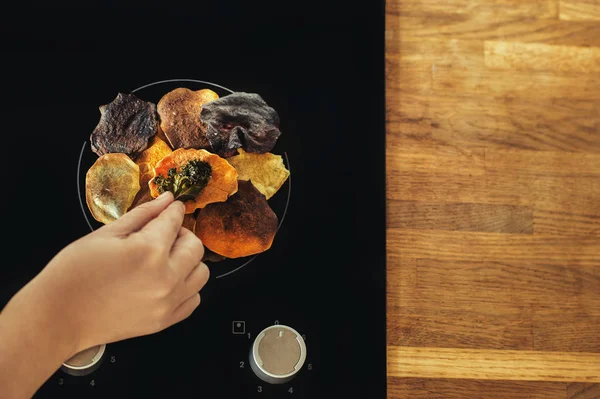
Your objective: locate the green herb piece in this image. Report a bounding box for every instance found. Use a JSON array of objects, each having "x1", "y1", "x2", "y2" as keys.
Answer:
[{"x1": 154, "y1": 159, "x2": 212, "y2": 201}]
